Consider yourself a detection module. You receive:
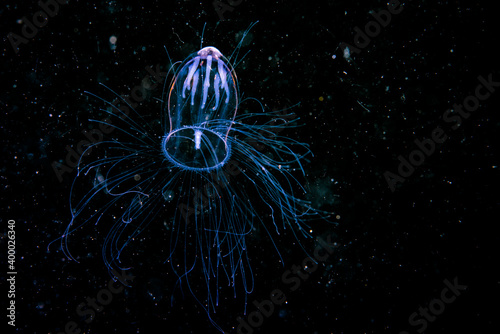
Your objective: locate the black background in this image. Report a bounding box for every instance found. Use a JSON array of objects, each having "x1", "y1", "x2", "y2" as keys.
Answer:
[{"x1": 1, "y1": 0, "x2": 499, "y2": 333}]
